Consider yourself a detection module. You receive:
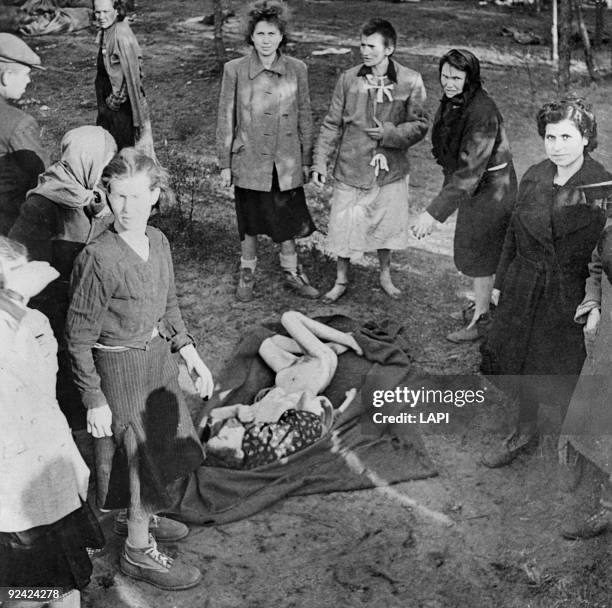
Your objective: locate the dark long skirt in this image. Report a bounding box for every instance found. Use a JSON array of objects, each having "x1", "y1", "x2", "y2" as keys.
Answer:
[
  {"x1": 0, "y1": 502, "x2": 104, "y2": 593},
  {"x1": 234, "y1": 168, "x2": 316, "y2": 243},
  {"x1": 93, "y1": 337, "x2": 204, "y2": 512}
]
